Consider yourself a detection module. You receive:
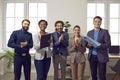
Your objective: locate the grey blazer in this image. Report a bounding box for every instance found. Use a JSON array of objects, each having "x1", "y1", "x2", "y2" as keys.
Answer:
[
  {"x1": 69, "y1": 36, "x2": 86, "y2": 63},
  {"x1": 87, "y1": 28, "x2": 111, "y2": 63}
]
